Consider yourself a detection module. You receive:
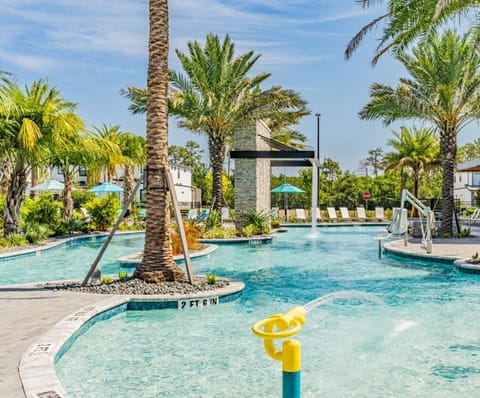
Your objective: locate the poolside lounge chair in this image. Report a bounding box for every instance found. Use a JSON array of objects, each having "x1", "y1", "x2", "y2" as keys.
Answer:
[
  {"x1": 221, "y1": 207, "x2": 231, "y2": 222},
  {"x1": 339, "y1": 207, "x2": 352, "y2": 221},
  {"x1": 314, "y1": 207, "x2": 321, "y2": 221},
  {"x1": 295, "y1": 208, "x2": 307, "y2": 222},
  {"x1": 326, "y1": 207, "x2": 338, "y2": 222},
  {"x1": 197, "y1": 208, "x2": 210, "y2": 221},
  {"x1": 187, "y1": 208, "x2": 198, "y2": 220},
  {"x1": 375, "y1": 207, "x2": 386, "y2": 221},
  {"x1": 356, "y1": 207, "x2": 367, "y2": 221}
]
